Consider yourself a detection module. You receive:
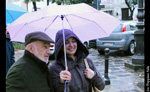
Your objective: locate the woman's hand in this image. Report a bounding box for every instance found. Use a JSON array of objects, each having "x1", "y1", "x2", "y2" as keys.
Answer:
[
  {"x1": 84, "y1": 68, "x2": 95, "y2": 79},
  {"x1": 59, "y1": 70, "x2": 72, "y2": 84}
]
